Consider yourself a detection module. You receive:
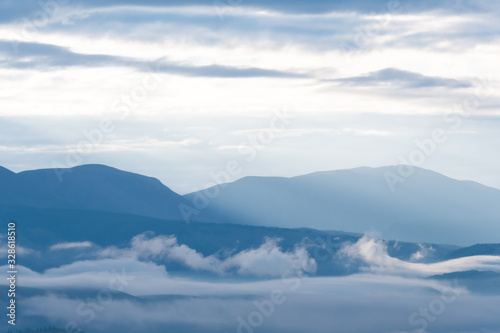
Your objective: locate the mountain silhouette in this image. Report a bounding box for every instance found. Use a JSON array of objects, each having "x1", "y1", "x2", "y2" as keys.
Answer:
[
  {"x1": 185, "y1": 166, "x2": 500, "y2": 245},
  {"x1": 2, "y1": 164, "x2": 500, "y2": 245},
  {"x1": 0, "y1": 164, "x2": 188, "y2": 221}
]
